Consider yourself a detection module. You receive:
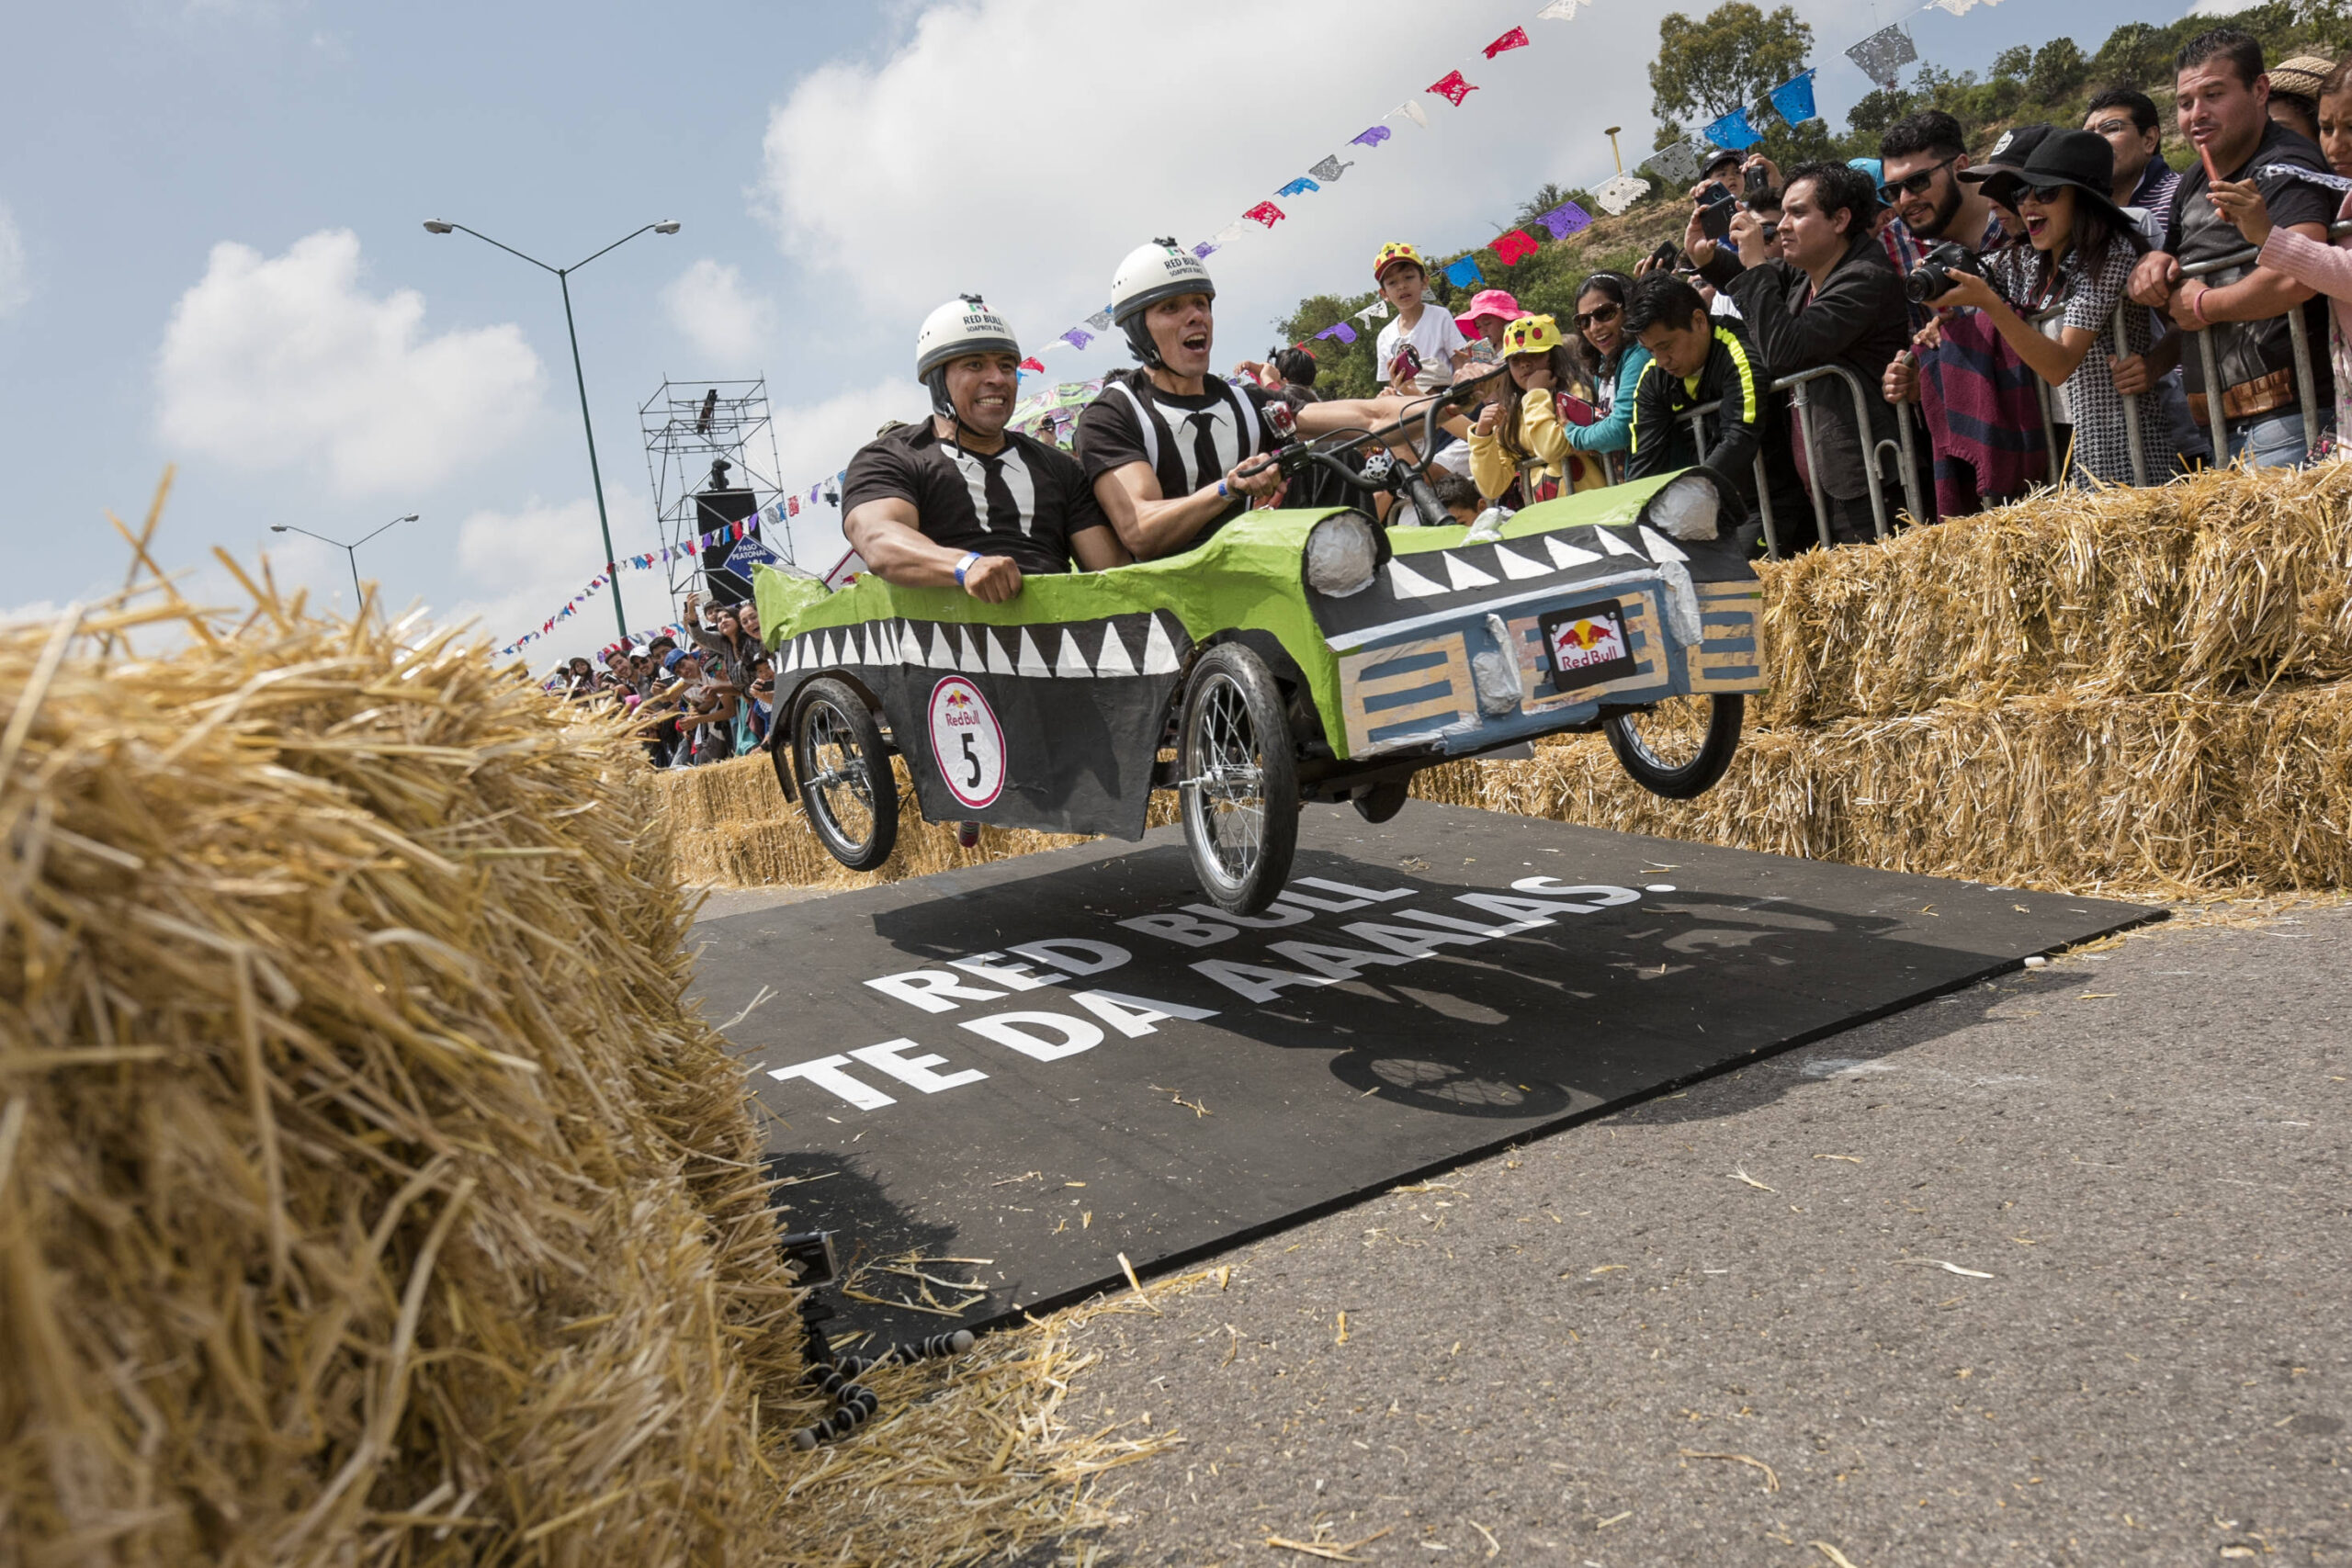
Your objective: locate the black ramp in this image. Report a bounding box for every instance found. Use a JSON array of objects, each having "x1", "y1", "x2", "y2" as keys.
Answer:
[{"x1": 693, "y1": 804, "x2": 2157, "y2": 1342}]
